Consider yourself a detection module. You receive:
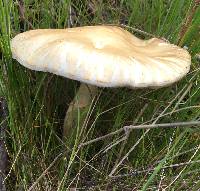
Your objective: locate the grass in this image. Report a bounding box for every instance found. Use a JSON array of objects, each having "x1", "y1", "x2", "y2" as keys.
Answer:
[{"x1": 0, "y1": 0, "x2": 200, "y2": 190}]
